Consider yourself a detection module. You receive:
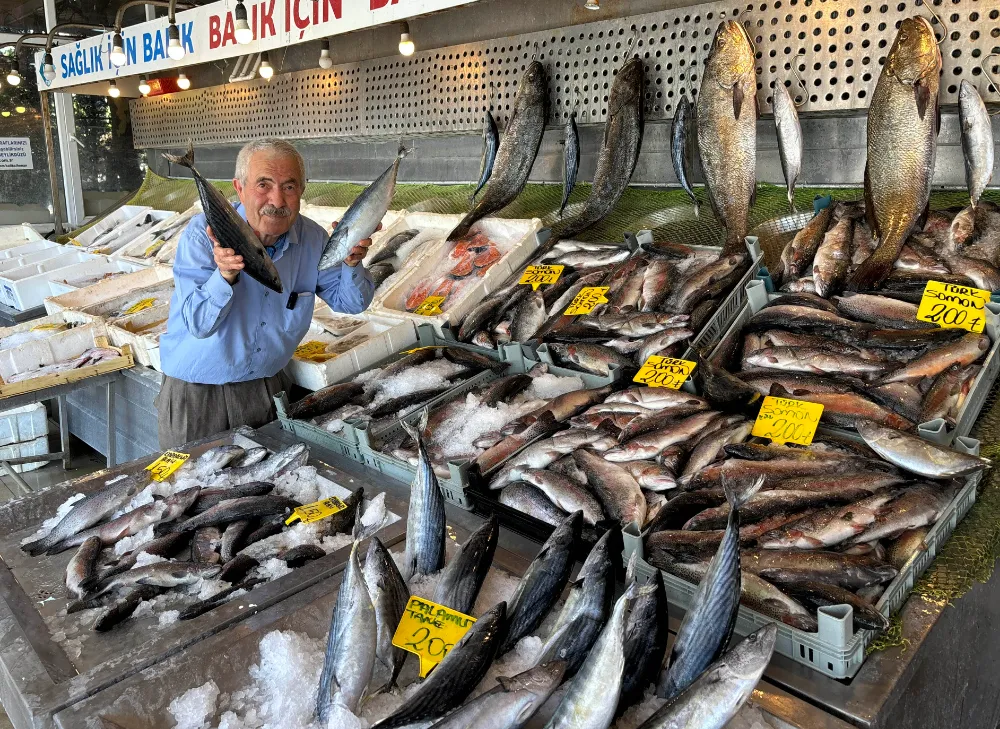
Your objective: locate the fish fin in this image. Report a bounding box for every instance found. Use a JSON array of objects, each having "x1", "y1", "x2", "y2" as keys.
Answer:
[
  {"x1": 161, "y1": 141, "x2": 195, "y2": 170},
  {"x1": 914, "y1": 80, "x2": 931, "y2": 121},
  {"x1": 846, "y1": 250, "x2": 894, "y2": 291},
  {"x1": 722, "y1": 475, "x2": 764, "y2": 511},
  {"x1": 863, "y1": 166, "x2": 879, "y2": 241},
  {"x1": 733, "y1": 82, "x2": 744, "y2": 119}
]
